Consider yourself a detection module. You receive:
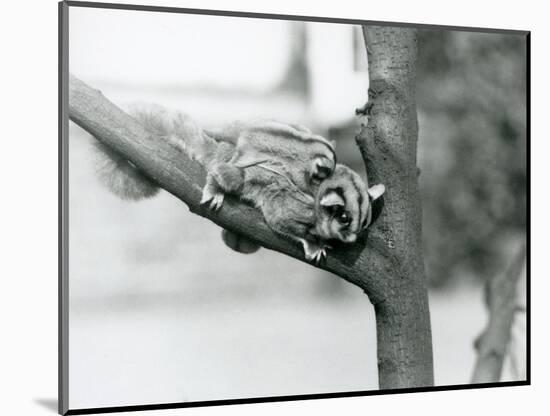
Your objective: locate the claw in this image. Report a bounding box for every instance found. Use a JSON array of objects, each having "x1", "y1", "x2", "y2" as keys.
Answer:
[
  {"x1": 316, "y1": 248, "x2": 327, "y2": 265},
  {"x1": 200, "y1": 194, "x2": 212, "y2": 205},
  {"x1": 209, "y1": 193, "x2": 224, "y2": 211},
  {"x1": 300, "y1": 239, "x2": 329, "y2": 265},
  {"x1": 200, "y1": 187, "x2": 224, "y2": 211},
  {"x1": 314, "y1": 251, "x2": 322, "y2": 265}
]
